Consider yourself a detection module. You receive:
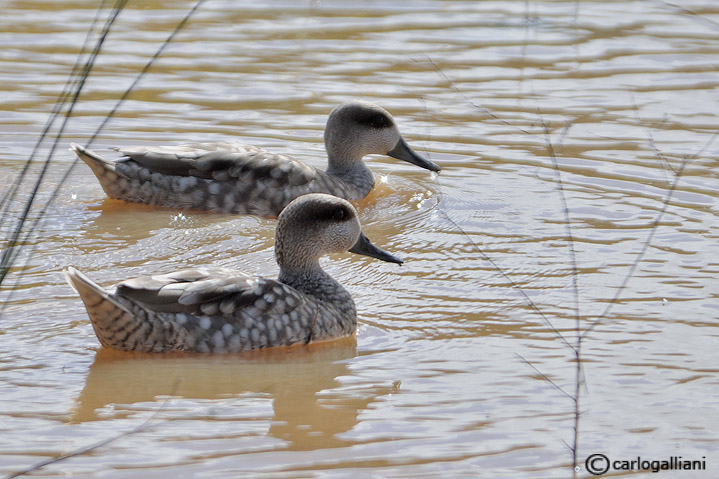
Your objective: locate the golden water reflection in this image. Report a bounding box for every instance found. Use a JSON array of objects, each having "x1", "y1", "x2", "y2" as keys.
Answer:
[{"x1": 72, "y1": 338, "x2": 398, "y2": 451}]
